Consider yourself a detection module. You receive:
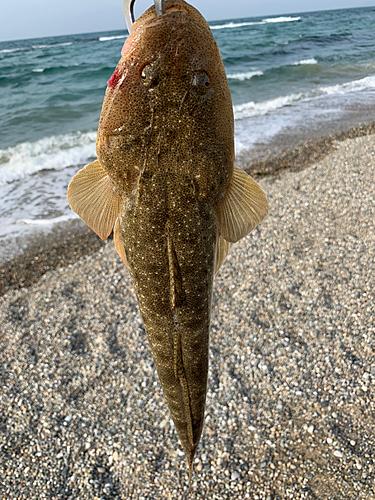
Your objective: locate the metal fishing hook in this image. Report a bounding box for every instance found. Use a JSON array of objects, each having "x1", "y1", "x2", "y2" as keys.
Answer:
[
  {"x1": 123, "y1": 0, "x2": 166, "y2": 33},
  {"x1": 154, "y1": 0, "x2": 166, "y2": 17},
  {"x1": 122, "y1": 0, "x2": 136, "y2": 33}
]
